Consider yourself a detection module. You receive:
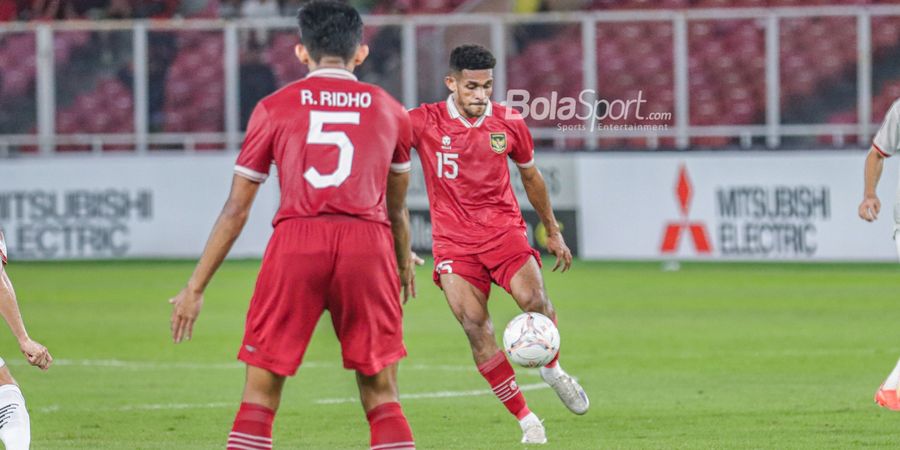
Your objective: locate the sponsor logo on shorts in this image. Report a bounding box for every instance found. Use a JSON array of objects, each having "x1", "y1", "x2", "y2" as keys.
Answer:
[
  {"x1": 244, "y1": 345, "x2": 256, "y2": 353},
  {"x1": 436, "y1": 260, "x2": 454, "y2": 274}
]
